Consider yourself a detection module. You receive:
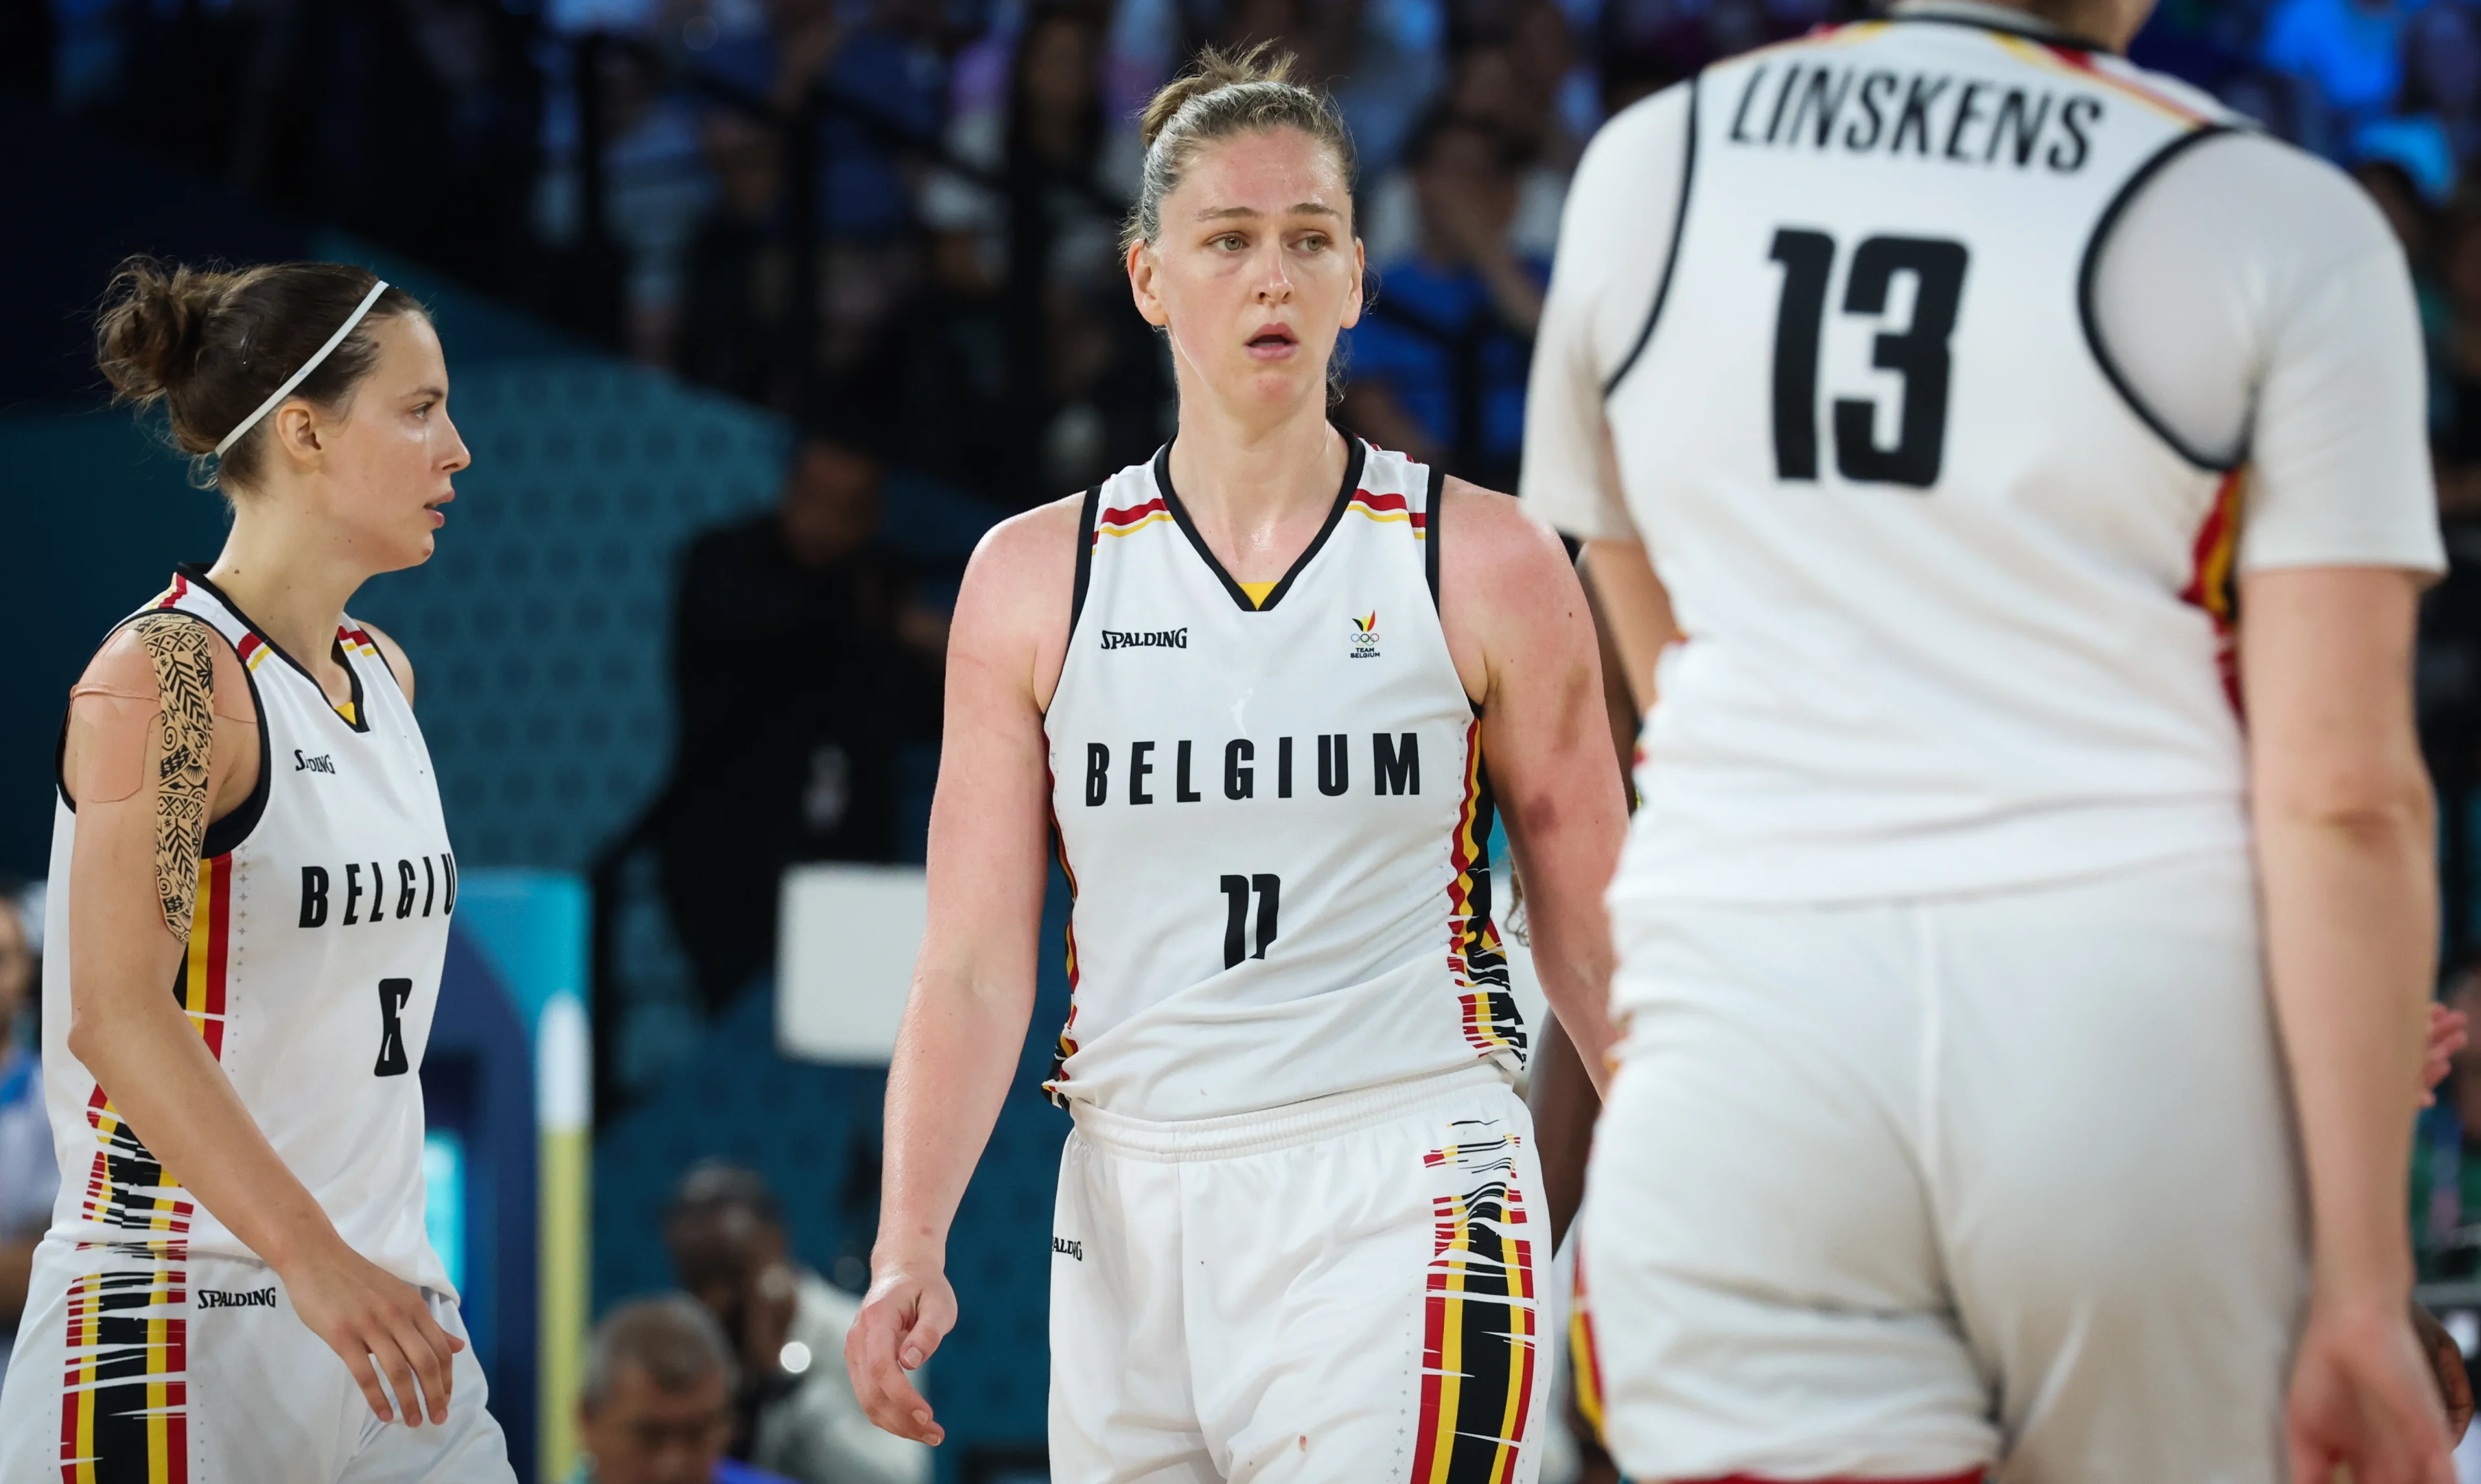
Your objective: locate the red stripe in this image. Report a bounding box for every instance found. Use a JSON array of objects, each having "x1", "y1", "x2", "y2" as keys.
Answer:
[
  {"x1": 235, "y1": 632, "x2": 262, "y2": 662},
  {"x1": 1098, "y1": 498, "x2": 1167, "y2": 527},
  {"x1": 1352, "y1": 489, "x2": 1408, "y2": 512},
  {"x1": 1409, "y1": 1269, "x2": 1449, "y2": 1482},
  {"x1": 201, "y1": 857, "x2": 231, "y2": 1060},
  {"x1": 157, "y1": 573, "x2": 189, "y2": 609}
]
